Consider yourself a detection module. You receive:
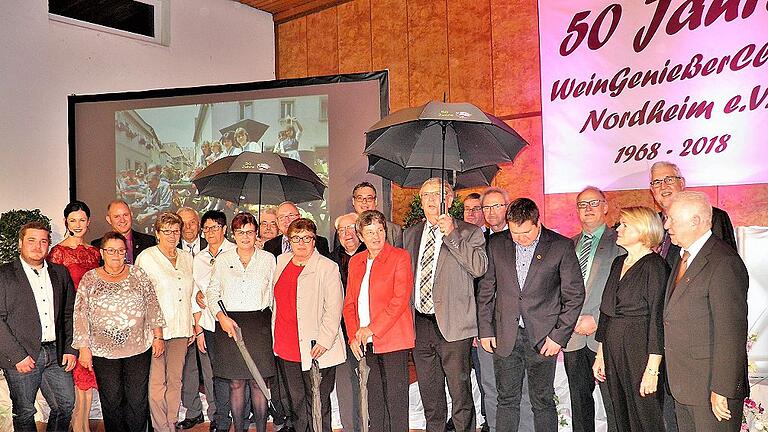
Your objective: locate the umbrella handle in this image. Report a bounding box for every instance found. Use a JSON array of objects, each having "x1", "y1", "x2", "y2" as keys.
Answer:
[{"x1": 217, "y1": 300, "x2": 230, "y2": 317}]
